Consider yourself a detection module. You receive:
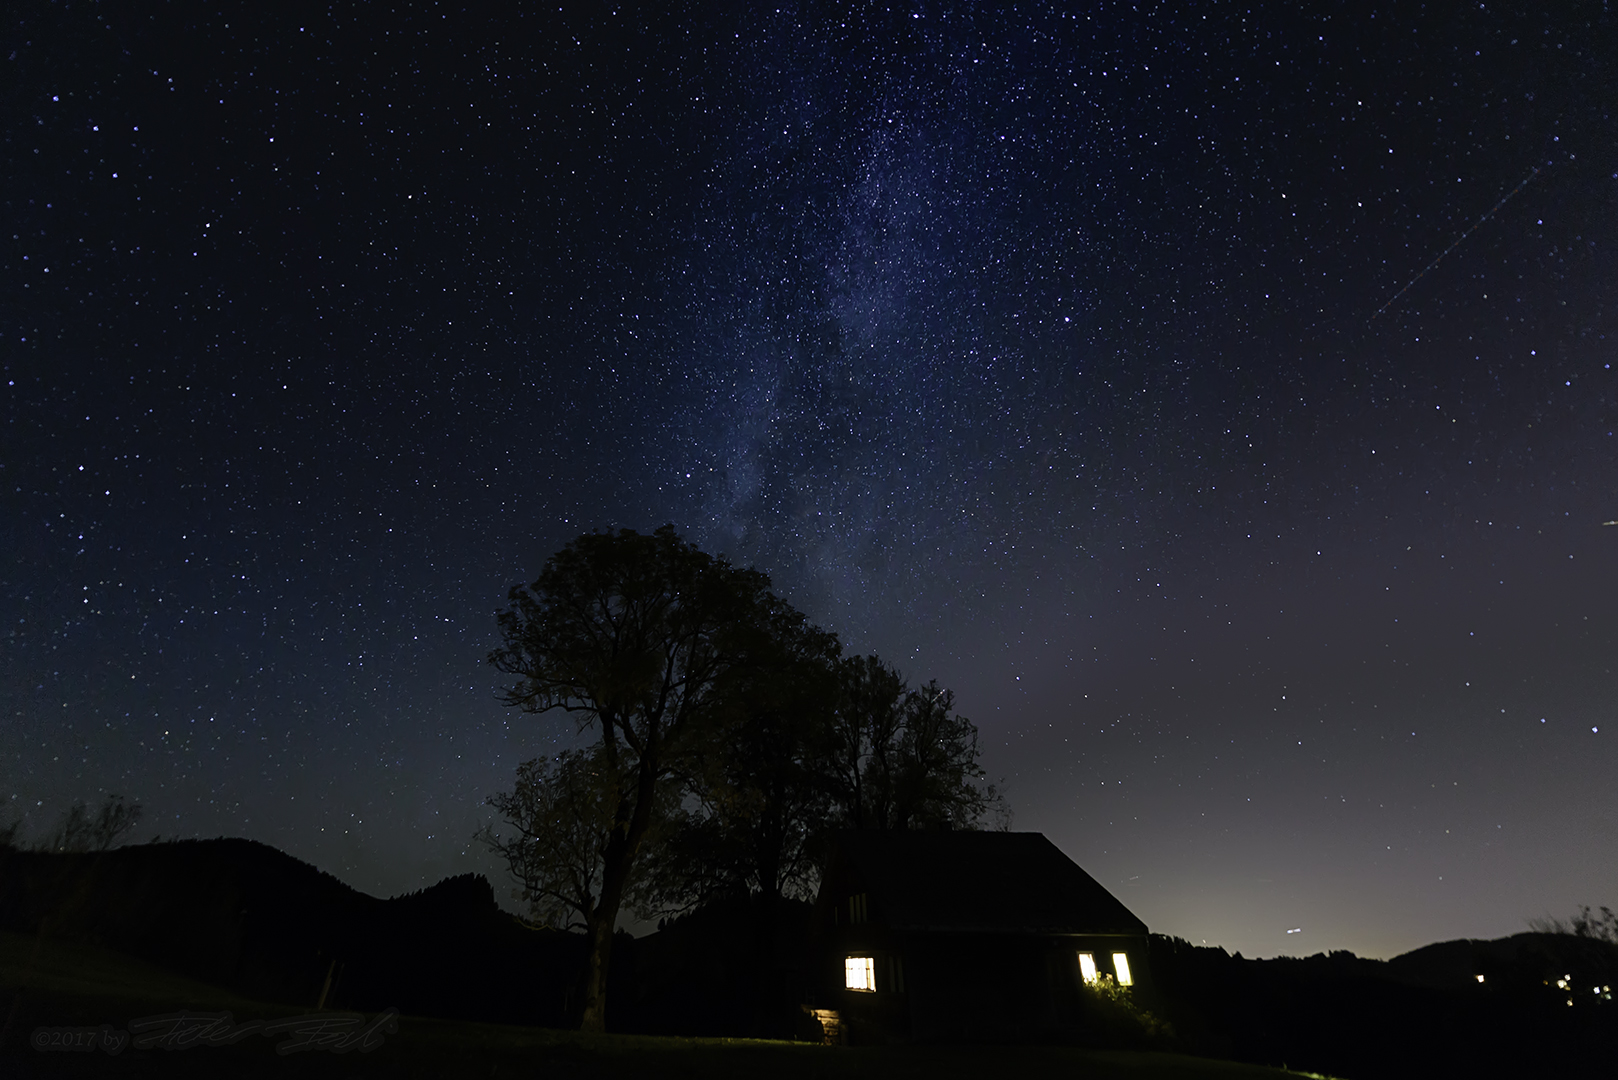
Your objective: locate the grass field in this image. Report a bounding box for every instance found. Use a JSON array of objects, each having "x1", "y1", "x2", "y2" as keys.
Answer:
[{"x1": 0, "y1": 931, "x2": 1341, "y2": 1079}]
